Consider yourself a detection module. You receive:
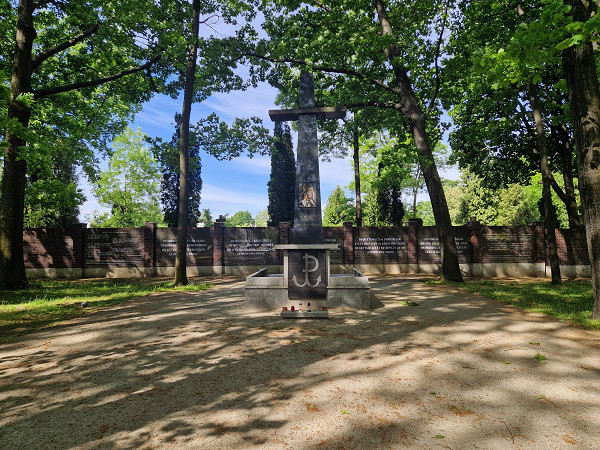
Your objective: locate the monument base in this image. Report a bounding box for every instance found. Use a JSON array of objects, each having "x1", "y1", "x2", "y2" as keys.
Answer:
[
  {"x1": 280, "y1": 310, "x2": 329, "y2": 319},
  {"x1": 244, "y1": 244, "x2": 371, "y2": 311}
]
